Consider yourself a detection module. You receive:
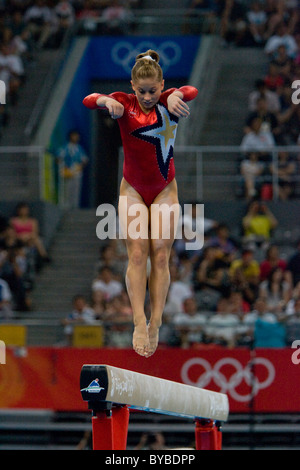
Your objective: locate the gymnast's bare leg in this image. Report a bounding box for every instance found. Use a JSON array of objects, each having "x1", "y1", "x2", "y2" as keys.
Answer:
[
  {"x1": 147, "y1": 179, "x2": 180, "y2": 357},
  {"x1": 118, "y1": 178, "x2": 150, "y2": 357}
]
